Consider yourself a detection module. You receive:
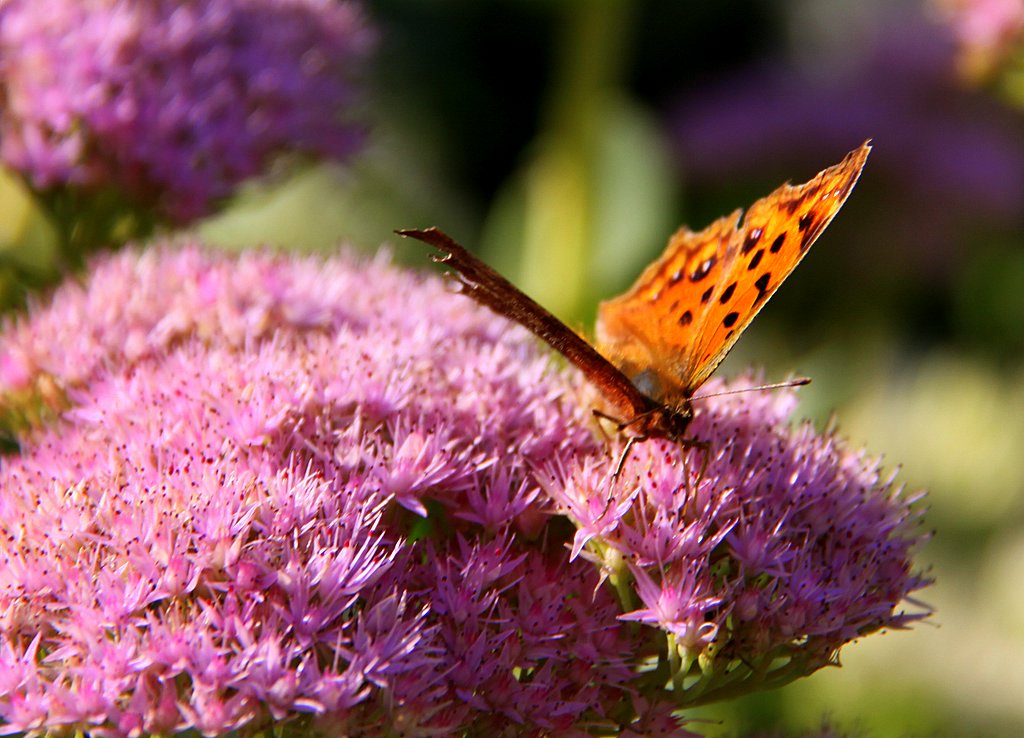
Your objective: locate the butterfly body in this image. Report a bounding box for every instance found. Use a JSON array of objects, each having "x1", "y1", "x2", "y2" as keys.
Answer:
[{"x1": 399, "y1": 142, "x2": 870, "y2": 449}]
